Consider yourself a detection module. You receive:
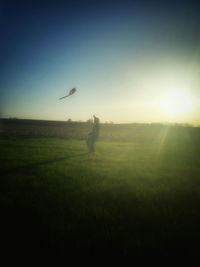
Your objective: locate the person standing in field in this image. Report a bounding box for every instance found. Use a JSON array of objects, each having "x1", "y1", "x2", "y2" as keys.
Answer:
[{"x1": 86, "y1": 115, "x2": 100, "y2": 154}]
